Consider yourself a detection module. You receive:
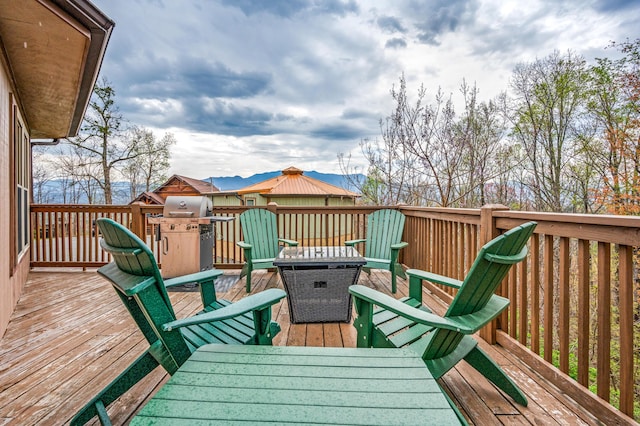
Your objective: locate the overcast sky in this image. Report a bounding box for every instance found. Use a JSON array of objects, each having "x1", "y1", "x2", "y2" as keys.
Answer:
[{"x1": 90, "y1": 0, "x2": 640, "y2": 179}]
